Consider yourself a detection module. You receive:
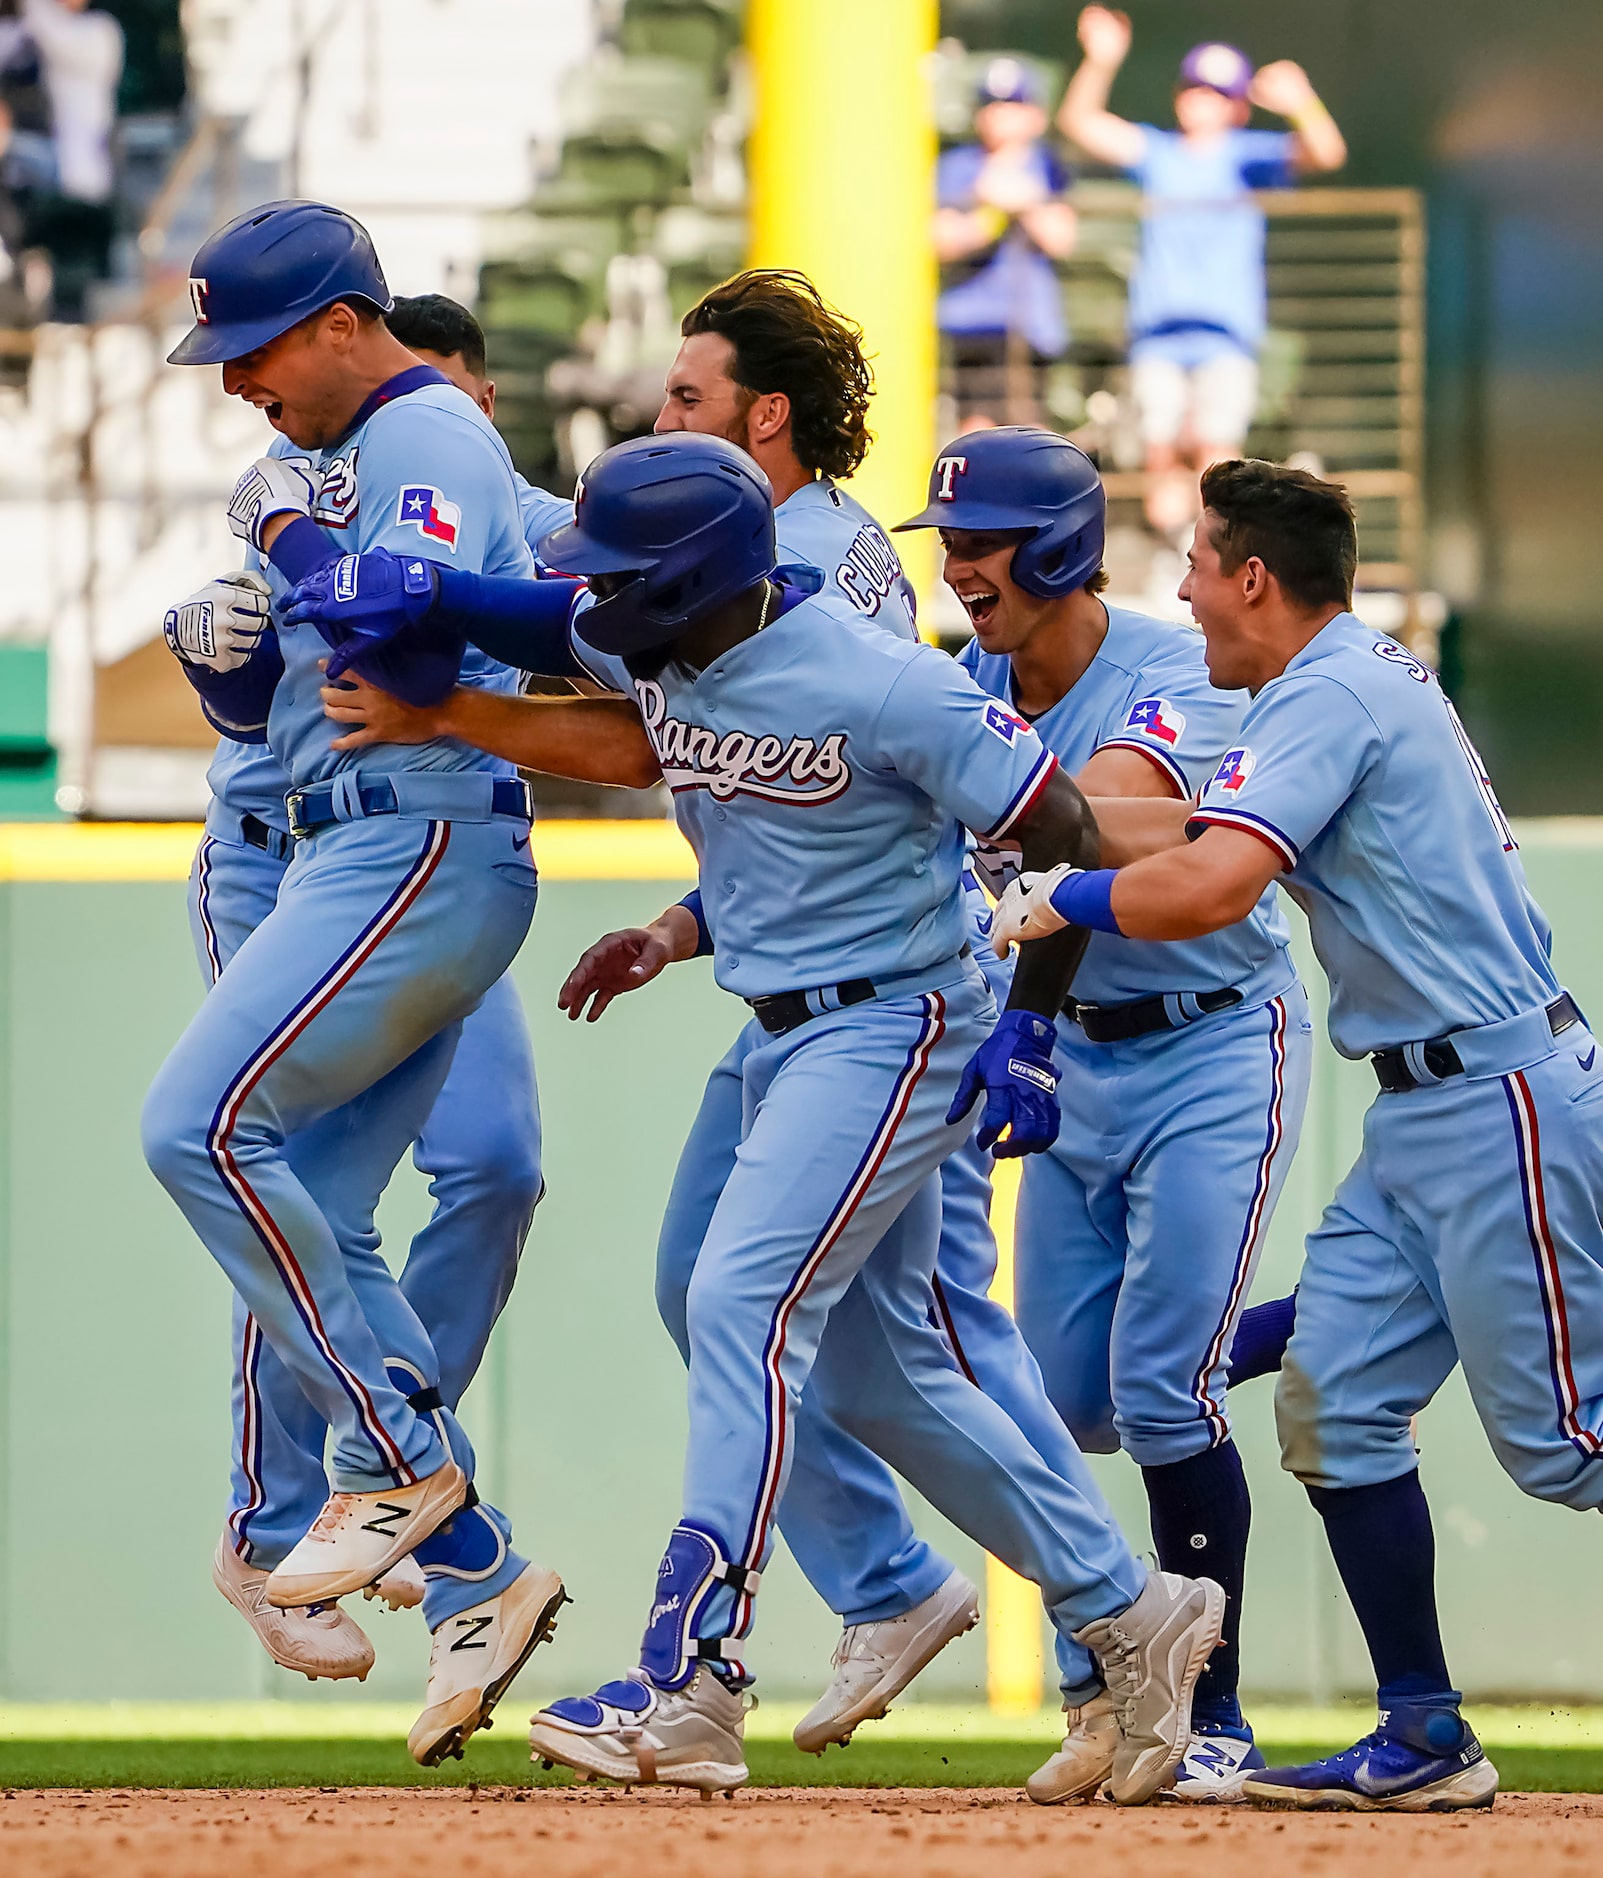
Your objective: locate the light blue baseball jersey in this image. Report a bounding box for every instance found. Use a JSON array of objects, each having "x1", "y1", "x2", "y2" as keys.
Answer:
[
  {"x1": 1188, "y1": 611, "x2": 1560, "y2": 1057},
  {"x1": 774, "y1": 478, "x2": 918, "y2": 639},
  {"x1": 211, "y1": 463, "x2": 568, "y2": 830},
  {"x1": 961, "y1": 605, "x2": 1293, "y2": 1007},
  {"x1": 572, "y1": 579, "x2": 1058, "y2": 1000},
  {"x1": 258, "y1": 378, "x2": 533, "y2": 788}
]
